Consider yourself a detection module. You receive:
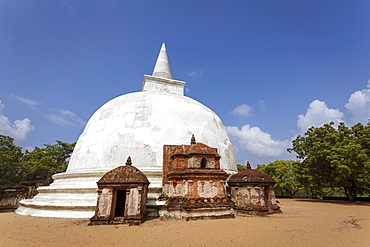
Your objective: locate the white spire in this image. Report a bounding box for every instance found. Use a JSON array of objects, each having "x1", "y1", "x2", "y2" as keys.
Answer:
[
  {"x1": 152, "y1": 43, "x2": 172, "y2": 79},
  {"x1": 141, "y1": 43, "x2": 185, "y2": 95}
]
